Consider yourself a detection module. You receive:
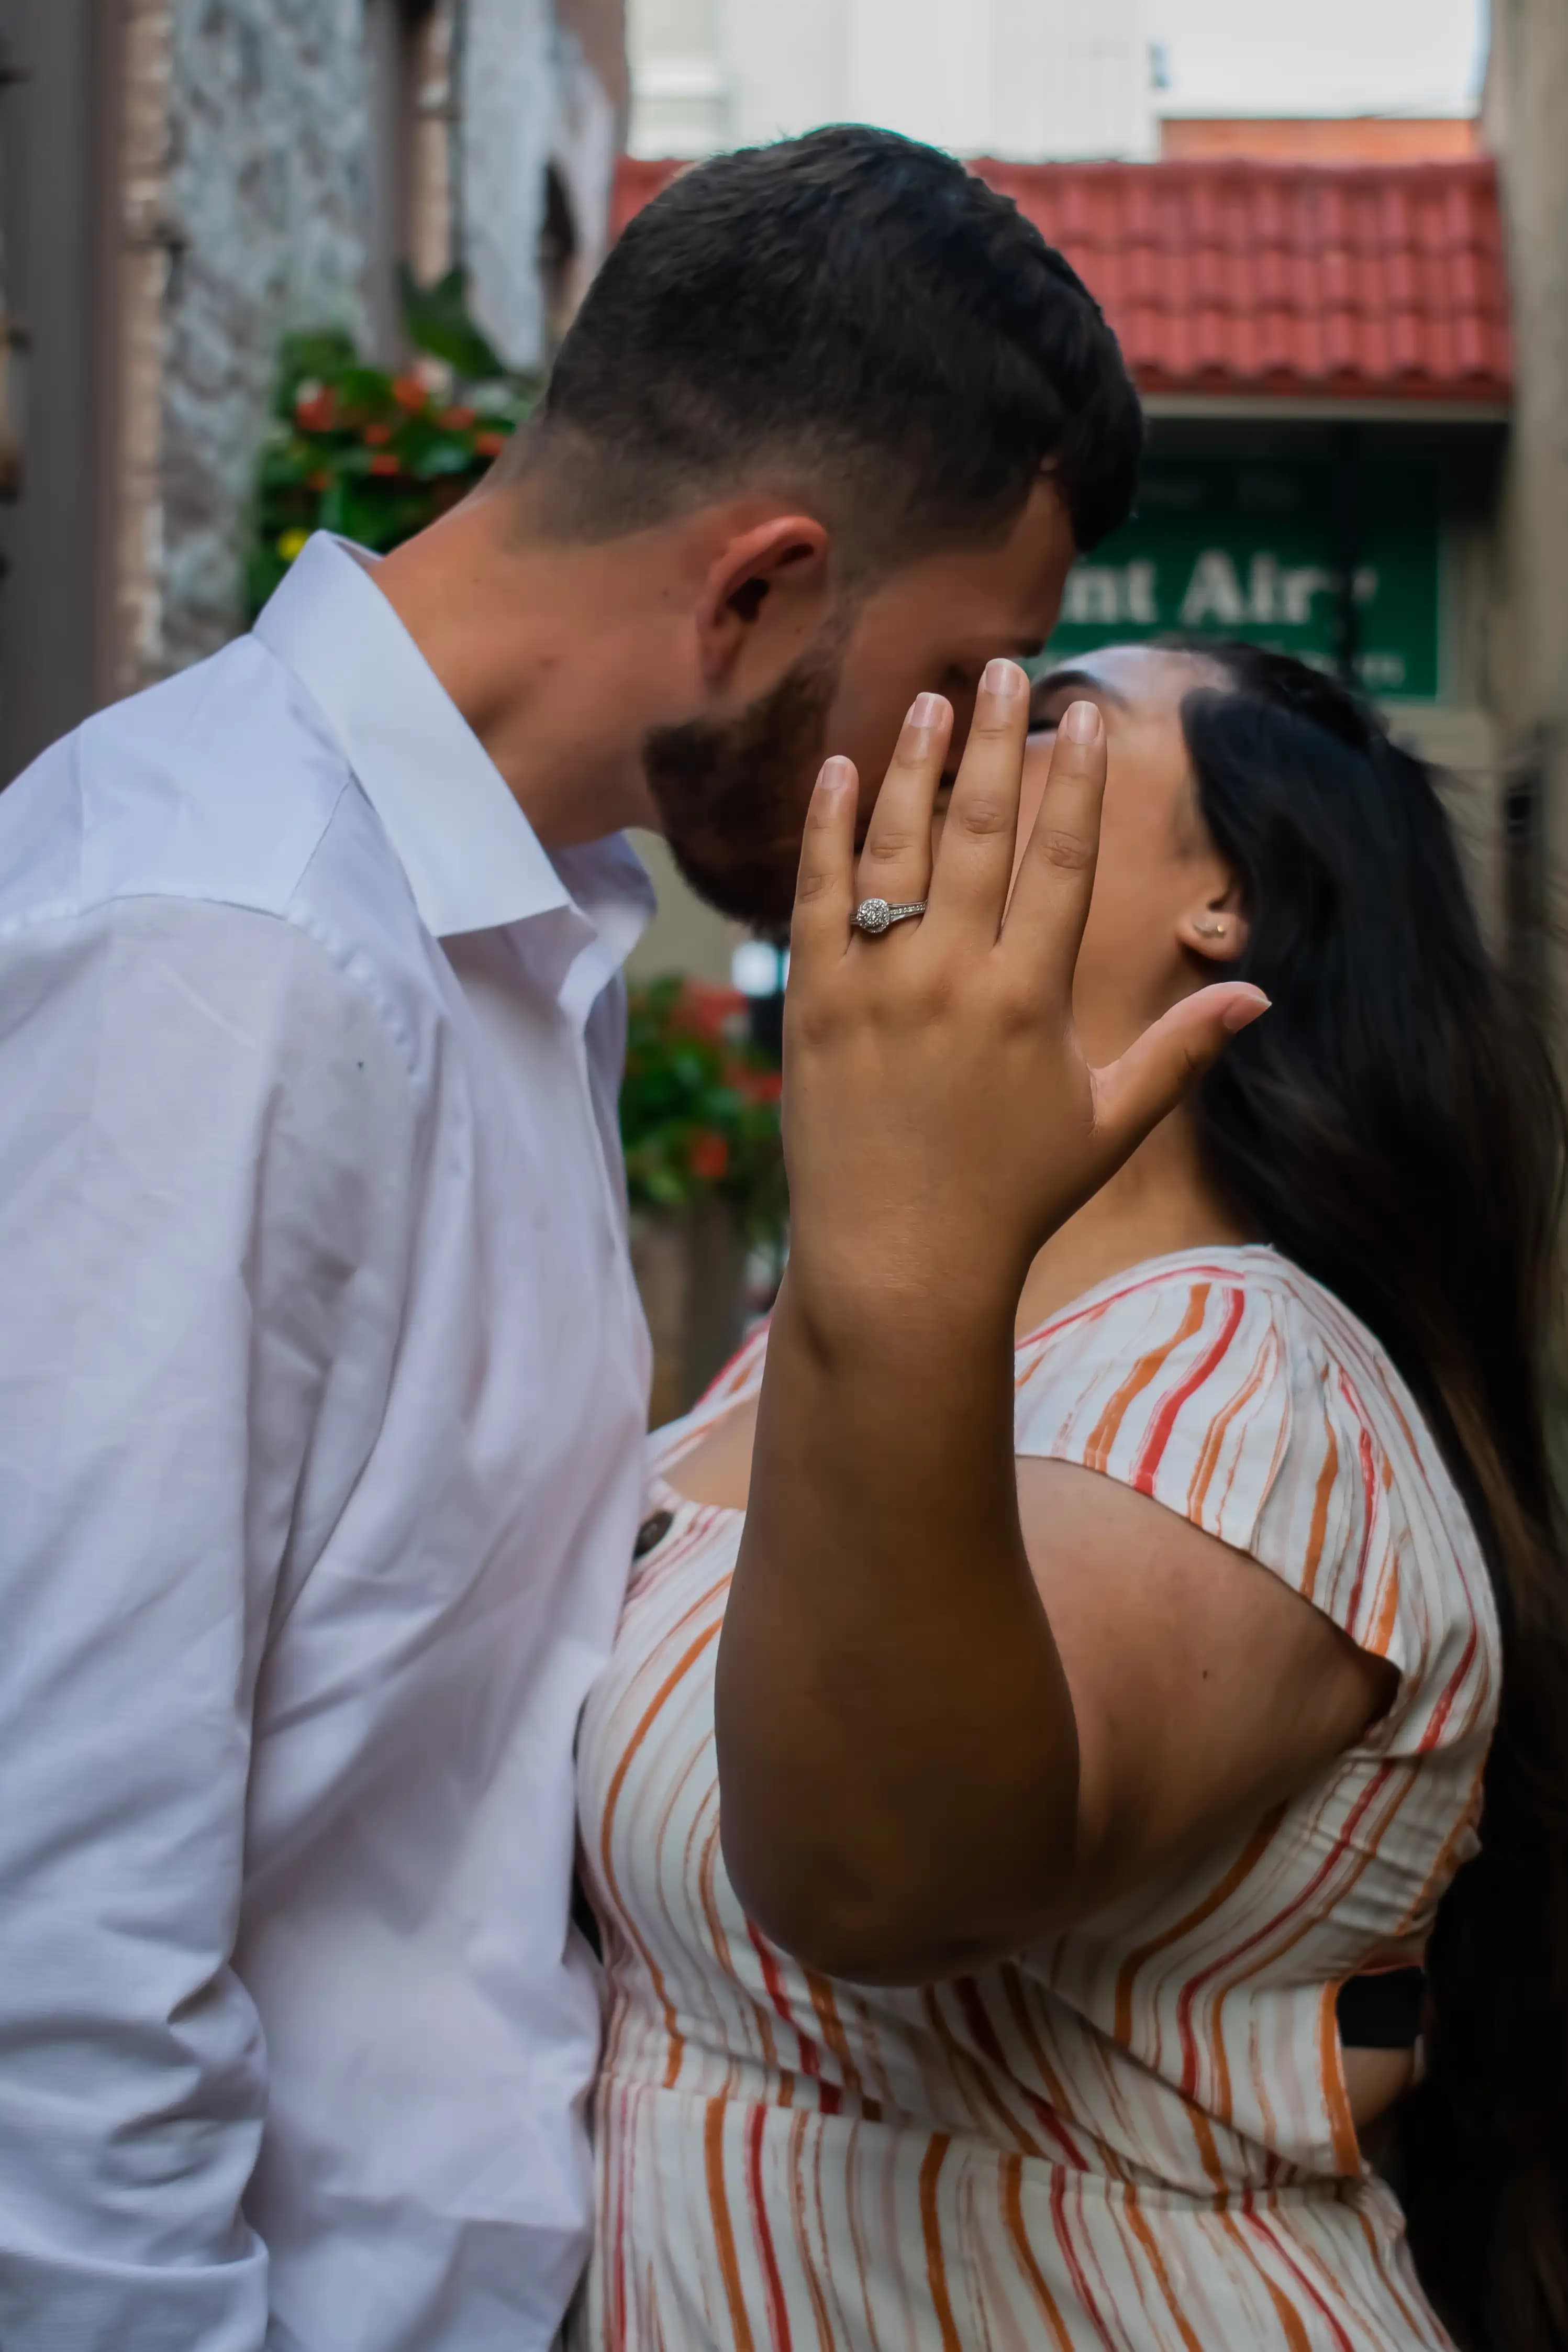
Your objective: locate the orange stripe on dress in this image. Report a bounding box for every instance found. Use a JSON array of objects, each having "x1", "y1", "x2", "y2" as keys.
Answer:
[
  {"x1": 1121, "y1": 2182, "x2": 1210, "y2": 2352},
  {"x1": 1183, "y1": 1765, "x2": 1402, "y2": 2109},
  {"x1": 744, "y1": 1924, "x2": 837, "y2": 2111},
  {"x1": 917, "y1": 2136, "x2": 965, "y2": 2352},
  {"x1": 802, "y1": 1969, "x2": 879, "y2": 2118},
  {"x1": 1085, "y1": 1282, "x2": 1213, "y2": 1475},
  {"x1": 997, "y1": 1971, "x2": 1112, "y2": 2175},
  {"x1": 597, "y1": 1615, "x2": 722, "y2": 2082},
  {"x1": 1317, "y1": 1983, "x2": 1362, "y2": 2179},
  {"x1": 1112, "y1": 1803, "x2": 1288, "y2": 2046},
  {"x1": 1188, "y1": 1325, "x2": 1277, "y2": 1523},
  {"x1": 1295, "y1": 1384, "x2": 1343, "y2": 1605},
  {"x1": 922, "y1": 1985, "x2": 1048, "y2": 2158},
  {"x1": 1132, "y1": 1284, "x2": 1246, "y2": 1493},
  {"x1": 1210, "y1": 2205, "x2": 1317, "y2": 2352},
  {"x1": 998, "y1": 2154, "x2": 1076, "y2": 2352},
  {"x1": 705, "y1": 2095, "x2": 758, "y2": 2352},
  {"x1": 952, "y1": 1976, "x2": 1078, "y2": 2166},
  {"x1": 1242, "y1": 2207, "x2": 1360, "y2": 2352},
  {"x1": 1350, "y1": 2195, "x2": 1438, "y2": 2343},
  {"x1": 1340, "y1": 1421, "x2": 1383, "y2": 1634}
]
